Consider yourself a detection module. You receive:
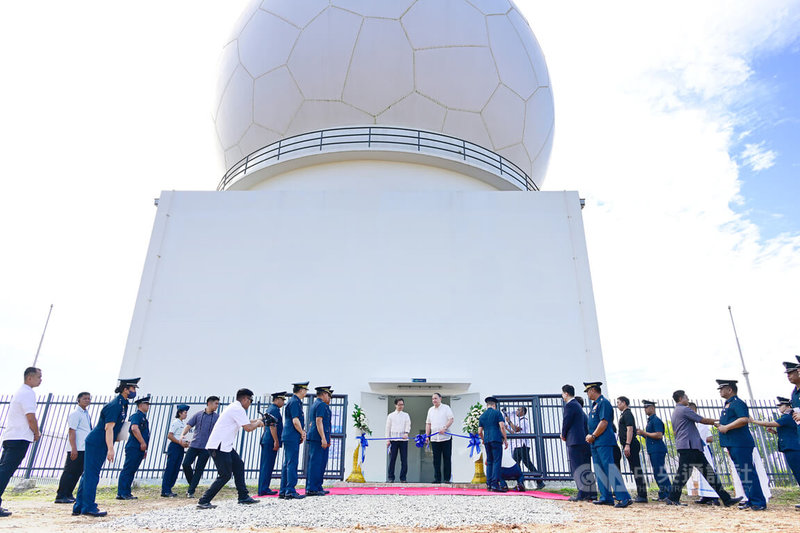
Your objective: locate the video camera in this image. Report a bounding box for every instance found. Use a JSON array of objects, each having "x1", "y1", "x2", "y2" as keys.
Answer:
[{"x1": 259, "y1": 411, "x2": 279, "y2": 427}]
